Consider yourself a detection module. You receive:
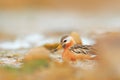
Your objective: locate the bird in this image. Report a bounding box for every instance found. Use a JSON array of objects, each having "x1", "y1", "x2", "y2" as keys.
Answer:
[{"x1": 54, "y1": 35, "x2": 97, "y2": 62}]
